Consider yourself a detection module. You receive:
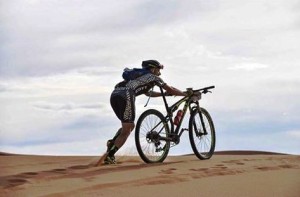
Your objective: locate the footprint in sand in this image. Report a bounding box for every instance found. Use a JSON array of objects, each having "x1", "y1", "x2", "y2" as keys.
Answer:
[
  {"x1": 9, "y1": 178, "x2": 27, "y2": 184},
  {"x1": 68, "y1": 164, "x2": 92, "y2": 170},
  {"x1": 255, "y1": 164, "x2": 299, "y2": 171},
  {"x1": 278, "y1": 164, "x2": 299, "y2": 169},
  {"x1": 212, "y1": 164, "x2": 228, "y2": 169},
  {"x1": 2, "y1": 178, "x2": 28, "y2": 188},
  {"x1": 222, "y1": 160, "x2": 245, "y2": 165},
  {"x1": 51, "y1": 169, "x2": 67, "y2": 173},
  {"x1": 22, "y1": 172, "x2": 38, "y2": 176},
  {"x1": 189, "y1": 168, "x2": 210, "y2": 172},
  {"x1": 160, "y1": 168, "x2": 177, "y2": 175},
  {"x1": 255, "y1": 166, "x2": 281, "y2": 171}
]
